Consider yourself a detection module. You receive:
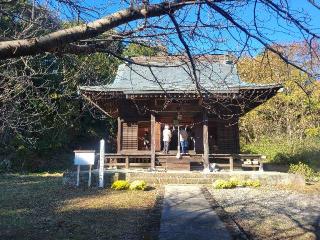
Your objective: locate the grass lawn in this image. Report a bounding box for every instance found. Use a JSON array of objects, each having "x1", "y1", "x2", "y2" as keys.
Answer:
[{"x1": 0, "y1": 173, "x2": 162, "y2": 240}]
